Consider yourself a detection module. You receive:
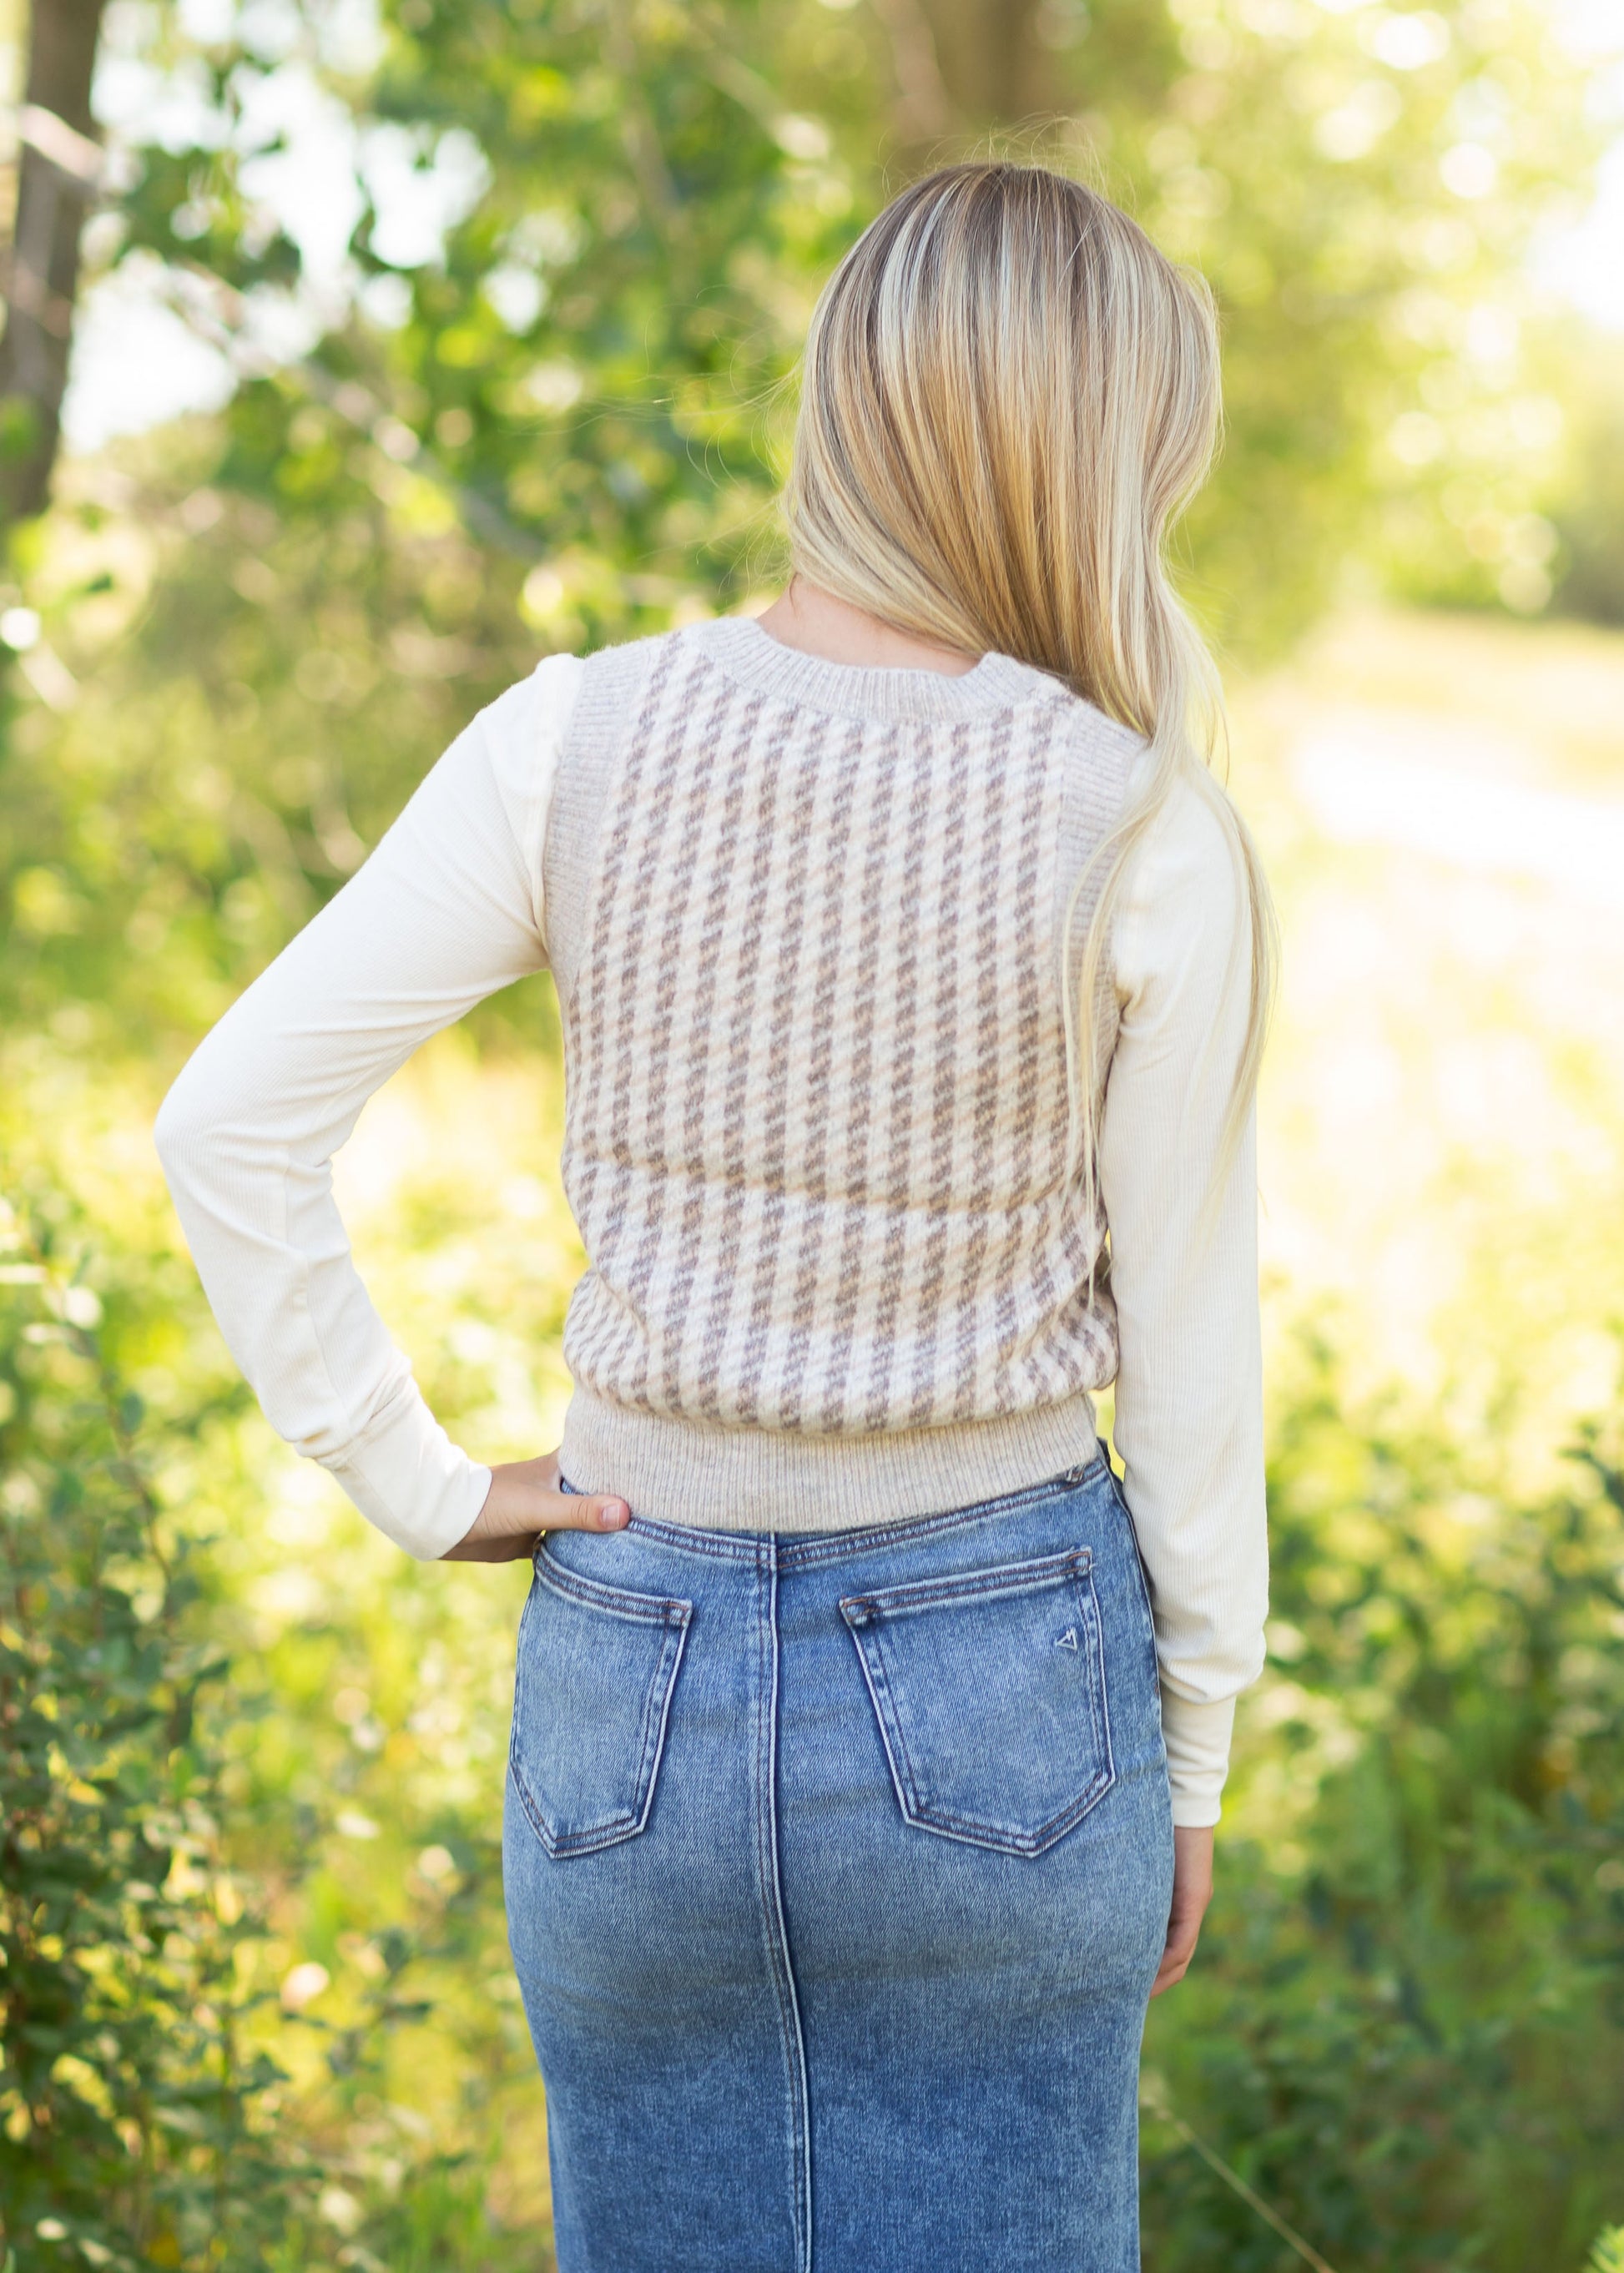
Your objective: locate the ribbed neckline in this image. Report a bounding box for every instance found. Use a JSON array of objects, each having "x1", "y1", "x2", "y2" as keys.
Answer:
[{"x1": 688, "y1": 613, "x2": 1053, "y2": 724}]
